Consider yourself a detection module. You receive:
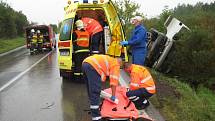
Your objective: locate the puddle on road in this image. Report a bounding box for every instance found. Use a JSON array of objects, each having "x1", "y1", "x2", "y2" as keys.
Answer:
[{"x1": 62, "y1": 78, "x2": 91, "y2": 121}]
